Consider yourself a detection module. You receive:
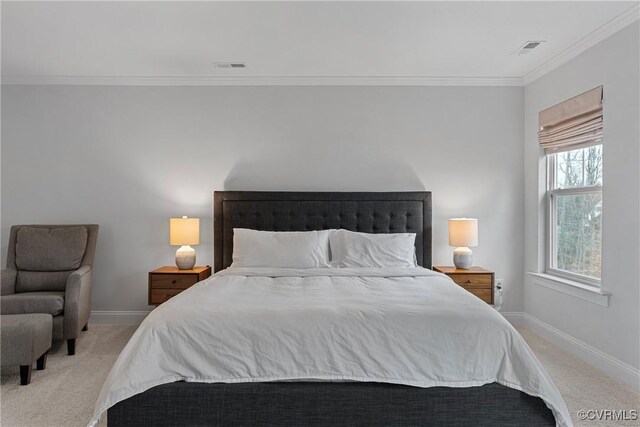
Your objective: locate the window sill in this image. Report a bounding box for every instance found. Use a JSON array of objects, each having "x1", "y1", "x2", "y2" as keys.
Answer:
[{"x1": 527, "y1": 272, "x2": 610, "y2": 307}]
